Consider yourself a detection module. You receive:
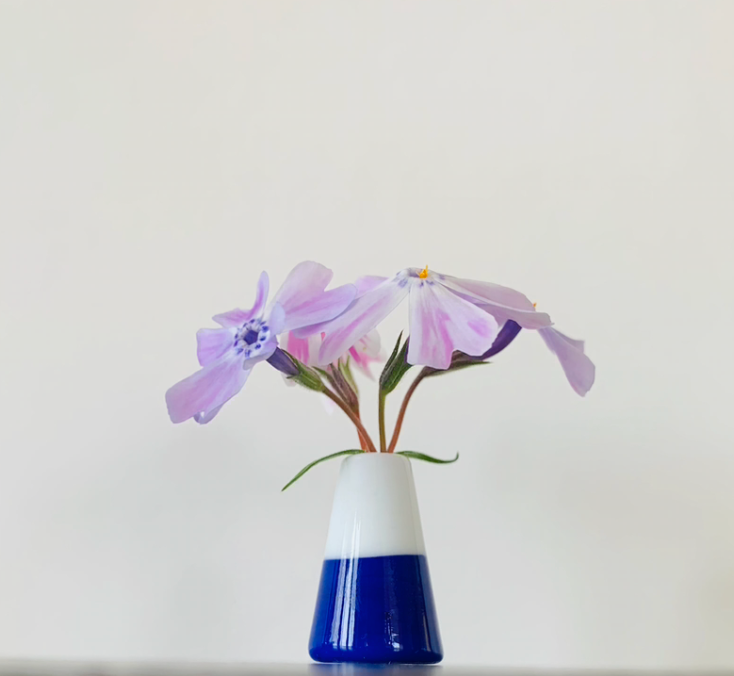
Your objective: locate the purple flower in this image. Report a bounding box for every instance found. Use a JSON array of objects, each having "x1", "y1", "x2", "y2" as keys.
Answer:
[
  {"x1": 165, "y1": 262, "x2": 356, "y2": 424},
  {"x1": 312, "y1": 267, "x2": 552, "y2": 370}
]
